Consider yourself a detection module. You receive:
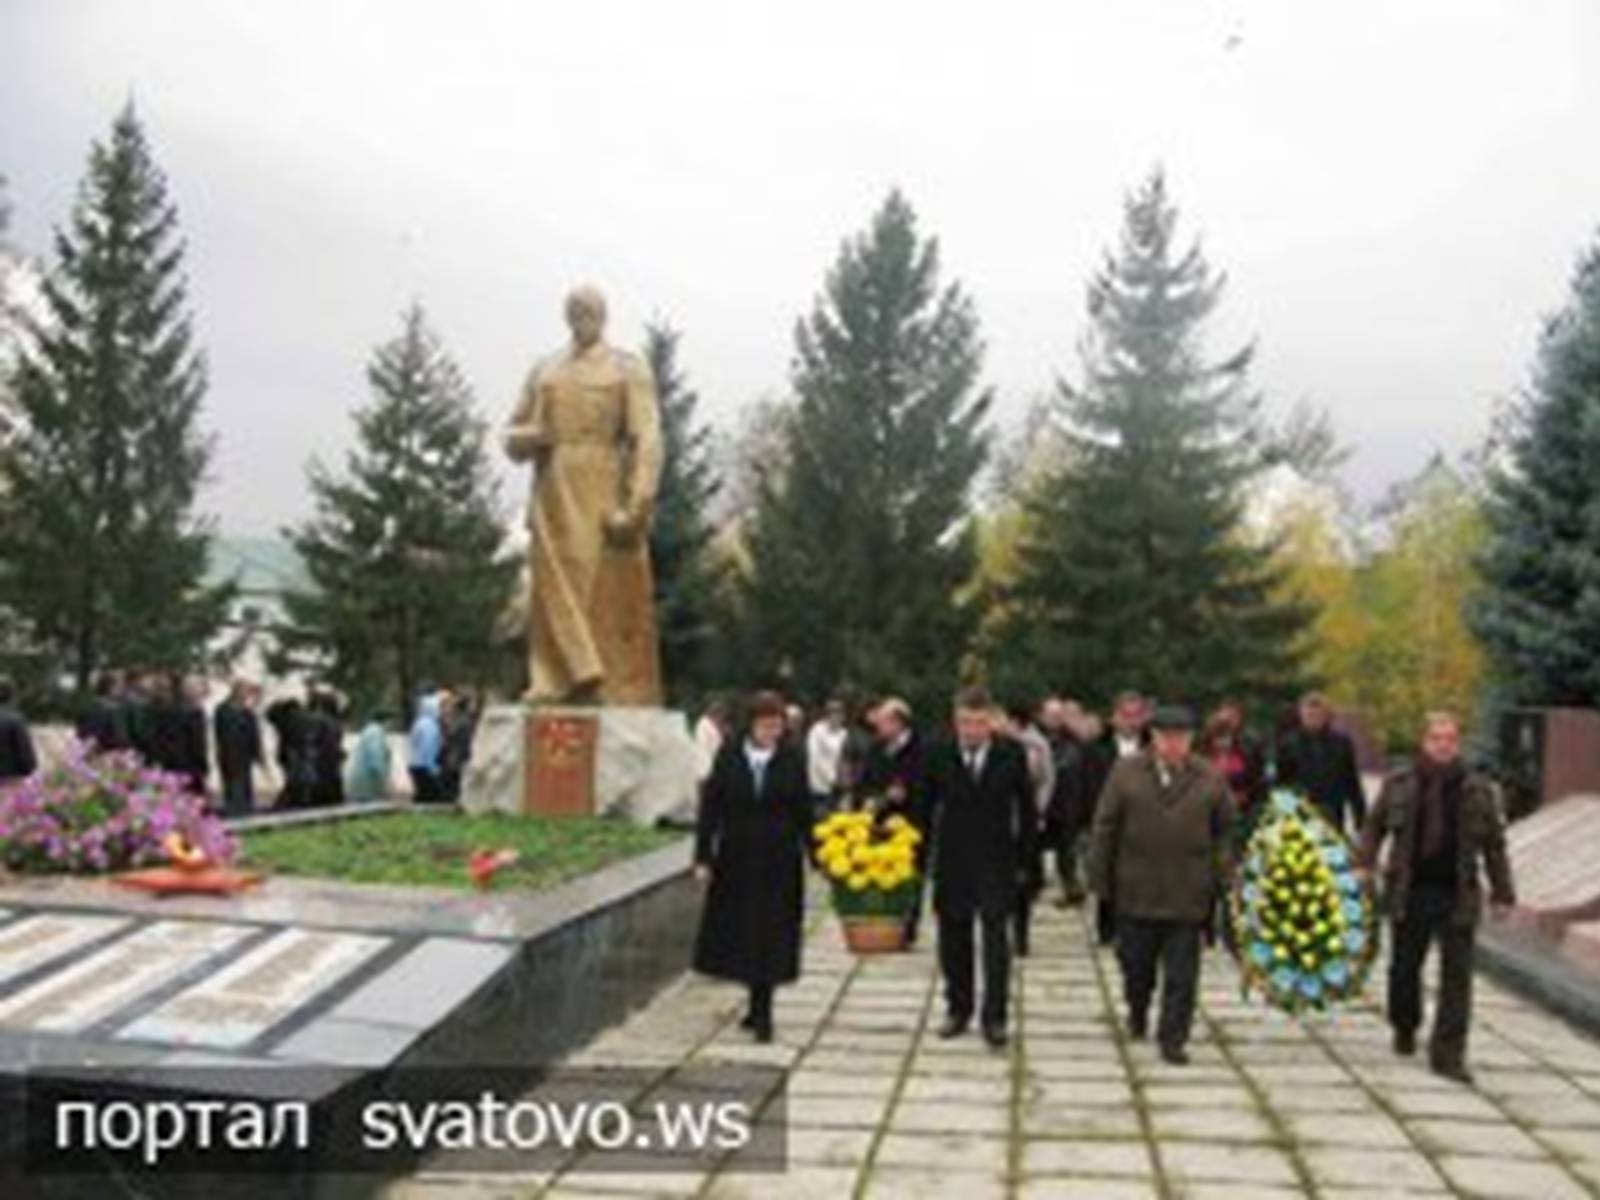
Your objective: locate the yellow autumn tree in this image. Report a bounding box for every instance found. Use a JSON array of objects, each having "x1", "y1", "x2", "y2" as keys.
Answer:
[
  {"x1": 1268, "y1": 458, "x2": 1488, "y2": 750},
  {"x1": 1271, "y1": 495, "x2": 1368, "y2": 706},
  {"x1": 1356, "y1": 461, "x2": 1487, "y2": 750}
]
